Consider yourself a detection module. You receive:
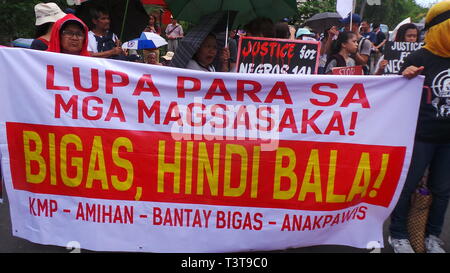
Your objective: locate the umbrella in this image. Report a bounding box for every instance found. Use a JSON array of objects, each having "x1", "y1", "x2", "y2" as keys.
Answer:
[
  {"x1": 11, "y1": 38, "x2": 34, "y2": 48},
  {"x1": 122, "y1": 32, "x2": 167, "y2": 50},
  {"x1": 75, "y1": 0, "x2": 149, "y2": 42},
  {"x1": 72, "y1": 0, "x2": 167, "y2": 6},
  {"x1": 170, "y1": 11, "x2": 228, "y2": 69},
  {"x1": 165, "y1": 0, "x2": 298, "y2": 28},
  {"x1": 304, "y1": 12, "x2": 343, "y2": 34},
  {"x1": 167, "y1": 0, "x2": 297, "y2": 57}
]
